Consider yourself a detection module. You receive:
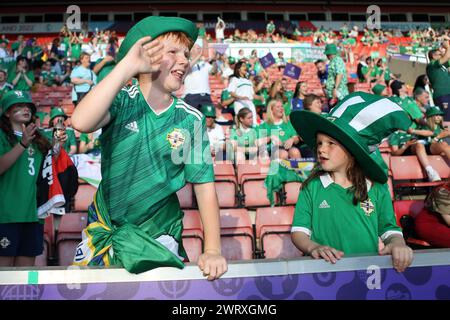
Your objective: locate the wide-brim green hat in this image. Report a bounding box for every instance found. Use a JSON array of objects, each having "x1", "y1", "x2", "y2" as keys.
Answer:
[
  {"x1": 426, "y1": 106, "x2": 445, "y2": 118},
  {"x1": 372, "y1": 83, "x2": 386, "y2": 96},
  {"x1": 200, "y1": 104, "x2": 216, "y2": 118},
  {"x1": 1, "y1": 90, "x2": 36, "y2": 116},
  {"x1": 49, "y1": 107, "x2": 68, "y2": 122},
  {"x1": 324, "y1": 44, "x2": 338, "y2": 55},
  {"x1": 117, "y1": 16, "x2": 198, "y2": 62},
  {"x1": 290, "y1": 92, "x2": 411, "y2": 183}
]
